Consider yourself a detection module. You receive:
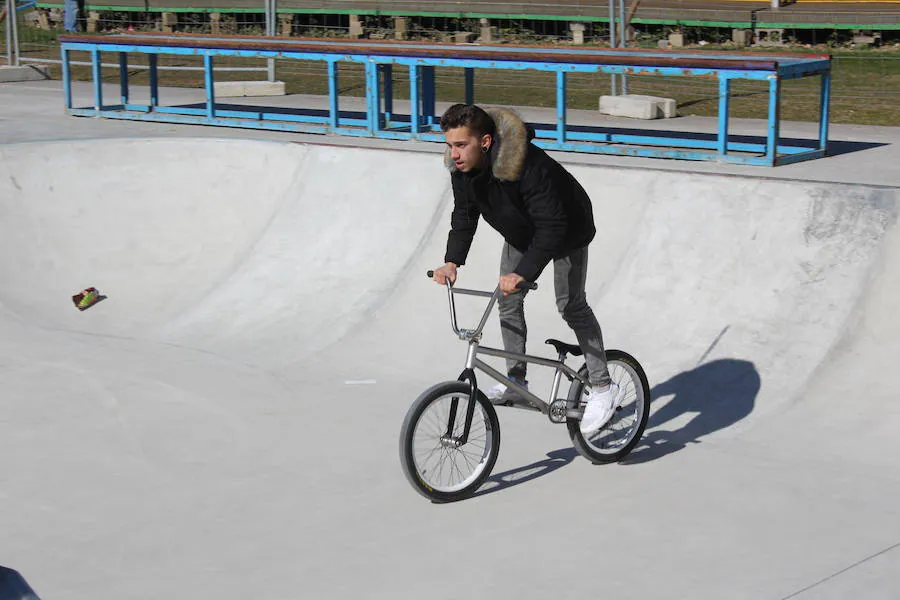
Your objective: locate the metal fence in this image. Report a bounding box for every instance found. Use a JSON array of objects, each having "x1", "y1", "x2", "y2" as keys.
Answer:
[
  {"x1": 4, "y1": 9, "x2": 900, "y2": 126},
  {"x1": 16, "y1": 1, "x2": 900, "y2": 27}
]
